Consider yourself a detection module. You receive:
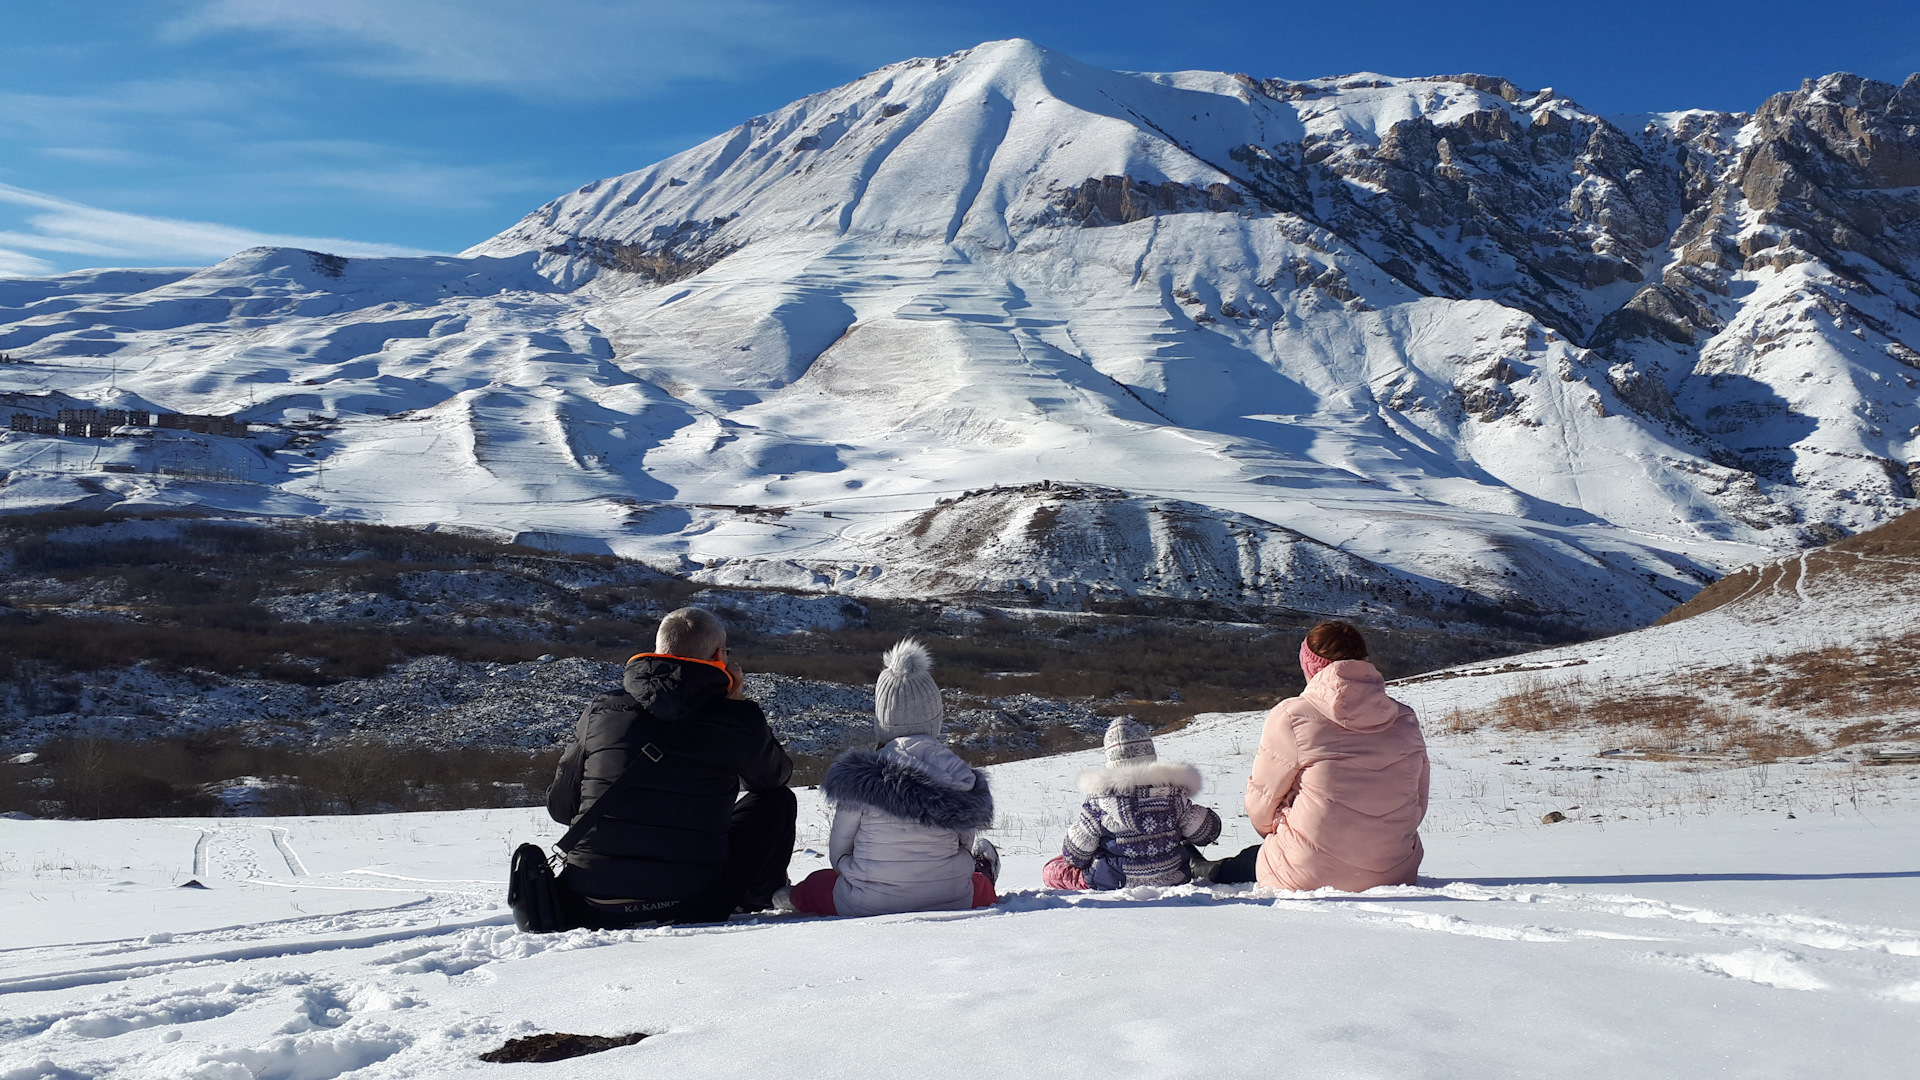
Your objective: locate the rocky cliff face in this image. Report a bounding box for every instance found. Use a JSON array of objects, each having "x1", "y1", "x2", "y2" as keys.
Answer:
[
  {"x1": 1228, "y1": 73, "x2": 1674, "y2": 342},
  {"x1": 3, "y1": 44, "x2": 1917, "y2": 634},
  {"x1": 1594, "y1": 74, "x2": 1920, "y2": 502}
]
